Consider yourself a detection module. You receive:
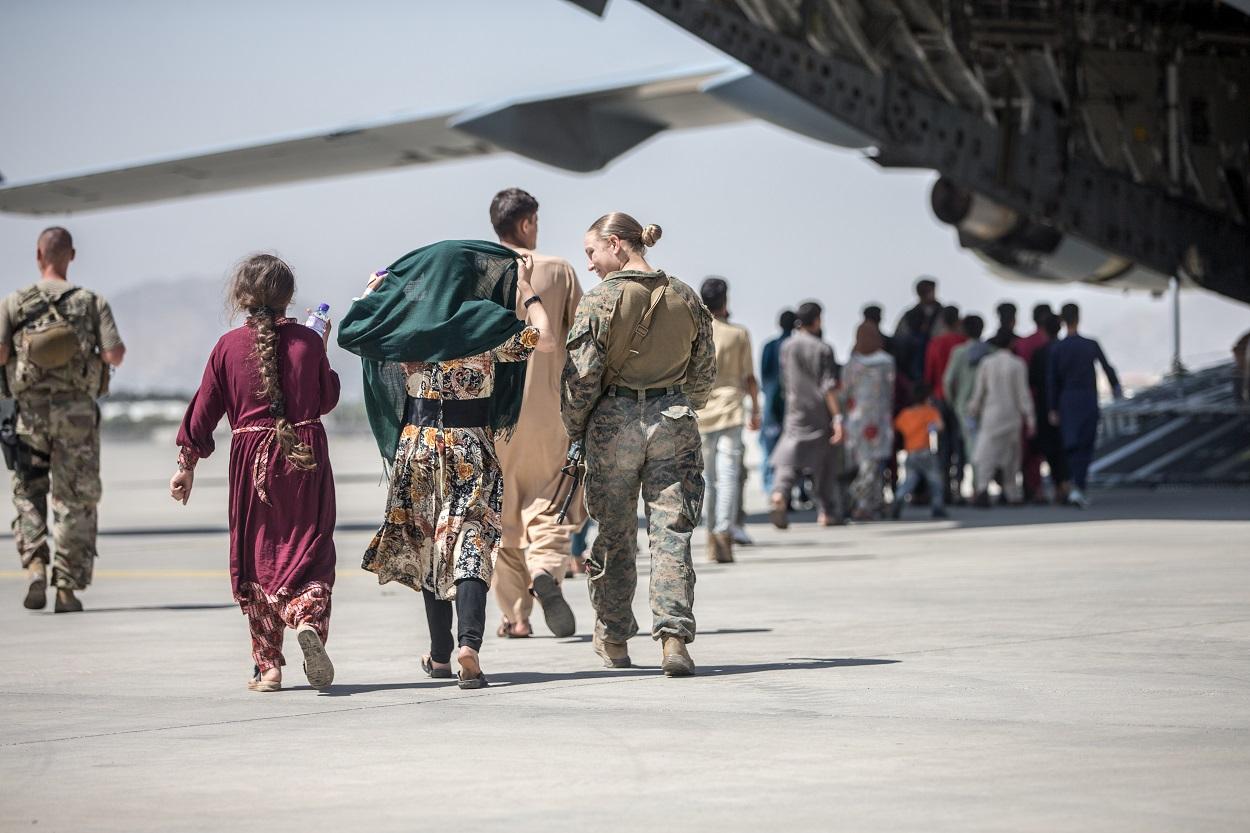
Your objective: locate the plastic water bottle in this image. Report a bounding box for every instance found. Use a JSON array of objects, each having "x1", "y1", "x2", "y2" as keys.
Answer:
[{"x1": 305, "y1": 303, "x2": 331, "y2": 336}]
